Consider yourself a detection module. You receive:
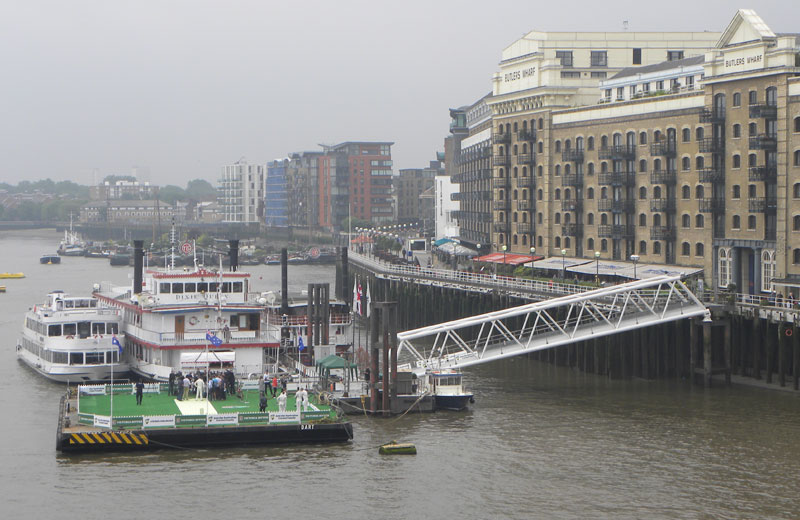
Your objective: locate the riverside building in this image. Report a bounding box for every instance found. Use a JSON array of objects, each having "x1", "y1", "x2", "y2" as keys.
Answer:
[
  {"x1": 452, "y1": 9, "x2": 800, "y2": 295},
  {"x1": 218, "y1": 160, "x2": 266, "y2": 223}
]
